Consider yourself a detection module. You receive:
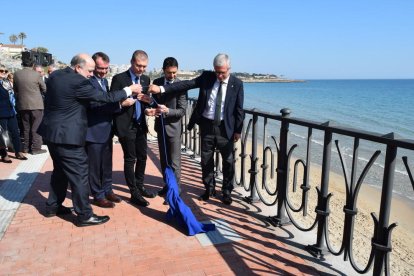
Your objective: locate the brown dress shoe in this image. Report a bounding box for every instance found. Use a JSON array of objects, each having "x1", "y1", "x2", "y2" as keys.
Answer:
[
  {"x1": 93, "y1": 198, "x2": 115, "y2": 208},
  {"x1": 15, "y1": 152, "x2": 28, "y2": 160},
  {"x1": 1, "y1": 155, "x2": 12, "y2": 163},
  {"x1": 106, "y1": 193, "x2": 121, "y2": 203}
]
